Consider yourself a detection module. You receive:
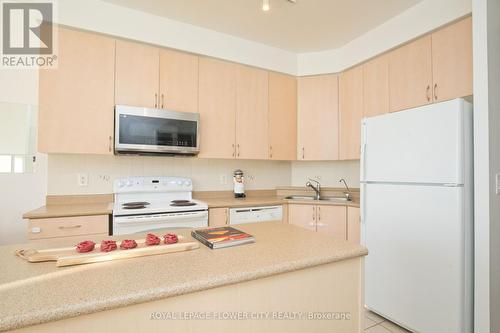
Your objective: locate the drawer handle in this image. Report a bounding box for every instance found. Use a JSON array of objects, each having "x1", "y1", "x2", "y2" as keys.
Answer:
[
  {"x1": 58, "y1": 225, "x2": 82, "y2": 230},
  {"x1": 31, "y1": 227, "x2": 41, "y2": 234}
]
